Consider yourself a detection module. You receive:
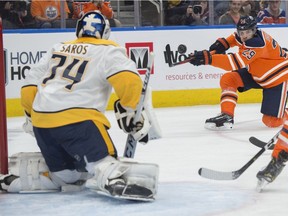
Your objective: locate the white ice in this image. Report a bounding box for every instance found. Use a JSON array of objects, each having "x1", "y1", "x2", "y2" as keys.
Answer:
[{"x1": 1, "y1": 103, "x2": 287, "y2": 216}]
